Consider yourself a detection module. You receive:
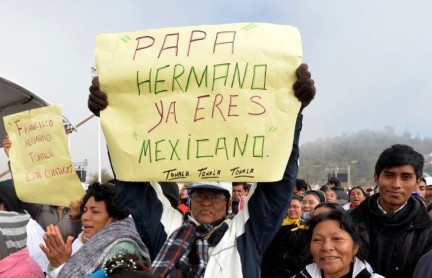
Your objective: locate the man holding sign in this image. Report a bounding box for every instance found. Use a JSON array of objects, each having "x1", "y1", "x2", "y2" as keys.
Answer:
[{"x1": 89, "y1": 23, "x2": 316, "y2": 277}]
